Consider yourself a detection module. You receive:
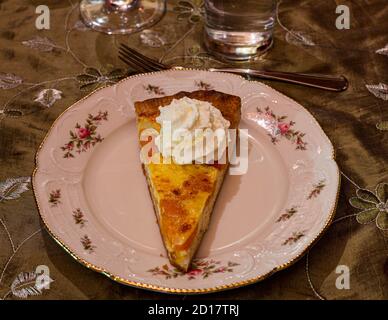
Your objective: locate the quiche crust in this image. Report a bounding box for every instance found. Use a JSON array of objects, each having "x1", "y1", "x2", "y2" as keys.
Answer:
[{"x1": 135, "y1": 90, "x2": 241, "y2": 271}]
